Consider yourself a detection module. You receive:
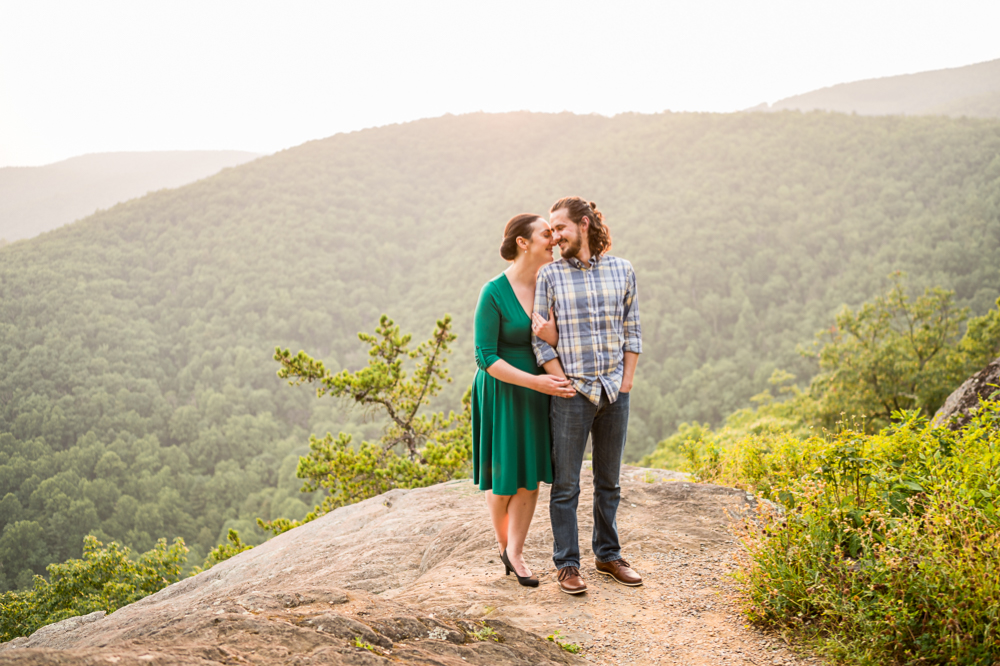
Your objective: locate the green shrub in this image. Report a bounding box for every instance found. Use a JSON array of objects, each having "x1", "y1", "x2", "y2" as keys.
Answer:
[
  {"x1": 719, "y1": 400, "x2": 1000, "y2": 665},
  {"x1": 0, "y1": 535, "x2": 187, "y2": 642}
]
